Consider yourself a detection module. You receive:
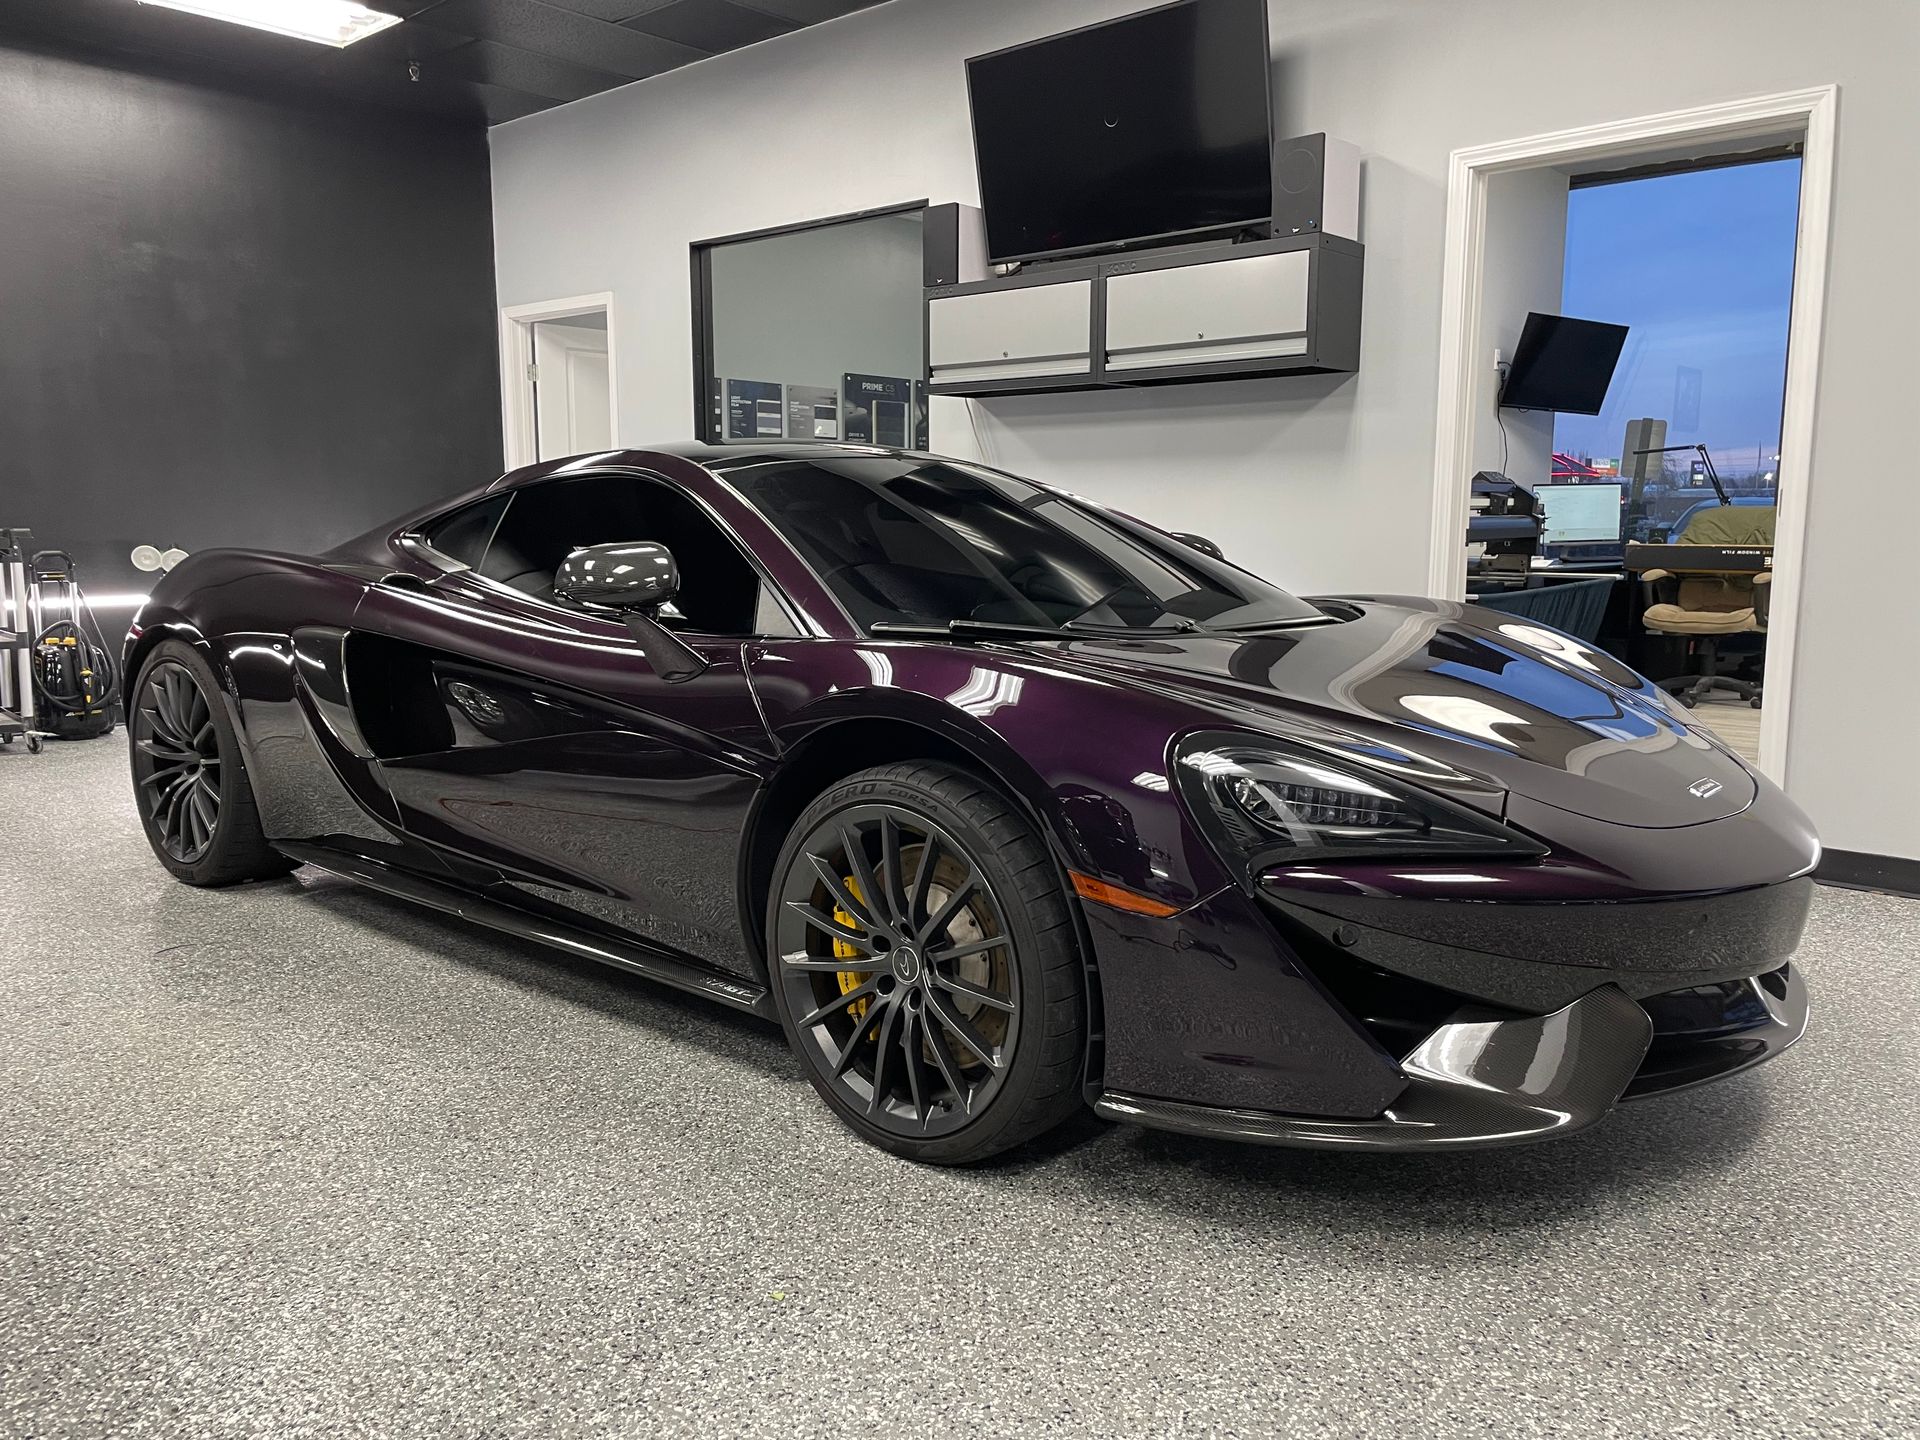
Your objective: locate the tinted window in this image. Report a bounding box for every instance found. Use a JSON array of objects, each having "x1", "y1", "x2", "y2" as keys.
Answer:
[
  {"x1": 478, "y1": 473, "x2": 763, "y2": 635},
  {"x1": 421, "y1": 495, "x2": 508, "y2": 569},
  {"x1": 720, "y1": 457, "x2": 1320, "y2": 632}
]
